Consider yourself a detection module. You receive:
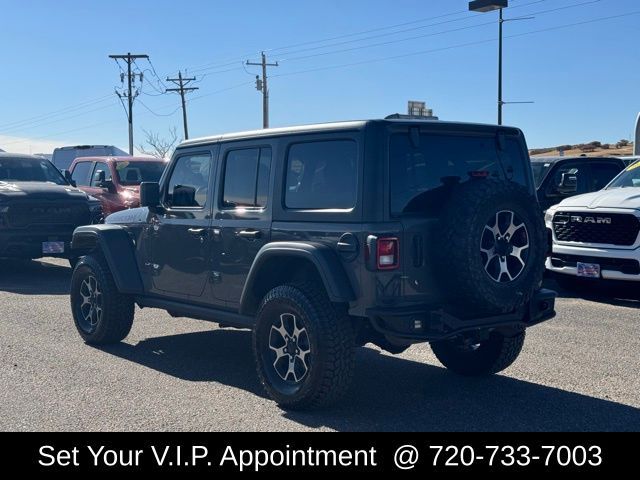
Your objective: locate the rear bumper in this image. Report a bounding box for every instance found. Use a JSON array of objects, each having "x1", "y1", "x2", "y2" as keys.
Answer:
[
  {"x1": 0, "y1": 228, "x2": 74, "y2": 259},
  {"x1": 365, "y1": 289, "x2": 557, "y2": 342}
]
